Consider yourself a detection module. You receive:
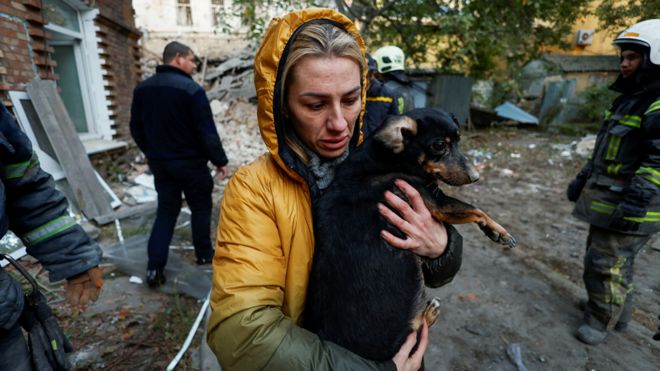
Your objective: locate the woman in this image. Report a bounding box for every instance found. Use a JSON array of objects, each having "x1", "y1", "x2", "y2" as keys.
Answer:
[{"x1": 207, "y1": 8, "x2": 463, "y2": 370}]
